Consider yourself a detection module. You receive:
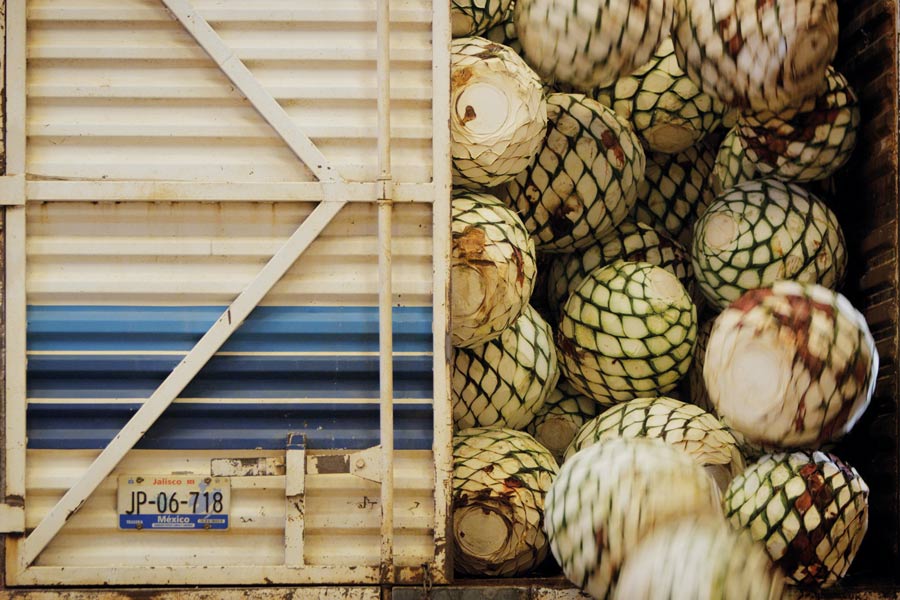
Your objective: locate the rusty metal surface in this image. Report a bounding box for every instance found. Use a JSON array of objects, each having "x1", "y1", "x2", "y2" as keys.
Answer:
[{"x1": 1, "y1": 589, "x2": 380, "y2": 600}]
